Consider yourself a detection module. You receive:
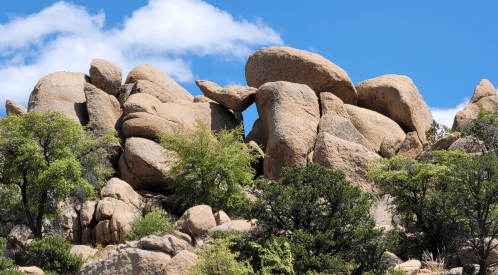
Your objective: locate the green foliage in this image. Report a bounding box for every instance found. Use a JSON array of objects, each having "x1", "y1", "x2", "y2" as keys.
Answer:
[
  {"x1": 0, "y1": 237, "x2": 20, "y2": 274},
  {"x1": 189, "y1": 237, "x2": 254, "y2": 275},
  {"x1": 125, "y1": 208, "x2": 176, "y2": 241},
  {"x1": 18, "y1": 235, "x2": 83, "y2": 274},
  {"x1": 244, "y1": 163, "x2": 395, "y2": 275},
  {"x1": 424, "y1": 119, "x2": 452, "y2": 150},
  {"x1": 252, "y1": 235, "x2": 295, "y2": 275},
  {"x1": 461, "y1": 102, "x2": 498, "y2": 153},
  {"x1": 0, "y1": 111, "x2": 118, "y2": 238},
  {"x1": 158, "y1": 120, "x2": 259, "y2": 213}
]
